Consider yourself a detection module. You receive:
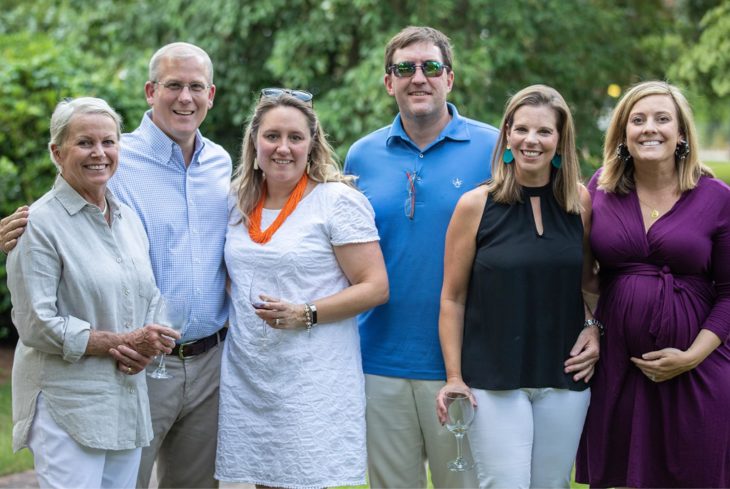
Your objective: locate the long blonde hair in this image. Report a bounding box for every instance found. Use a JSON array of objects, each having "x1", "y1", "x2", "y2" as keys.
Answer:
[
  {"x1": 598, "y1": 80, "x2": 713, "y2": 194},
  {"x1": 487, "y1": 85, "x2": 582, "y2": 213},
  {"x1": 232, "y1": 94, "x2": 354, "y2": 225}
]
